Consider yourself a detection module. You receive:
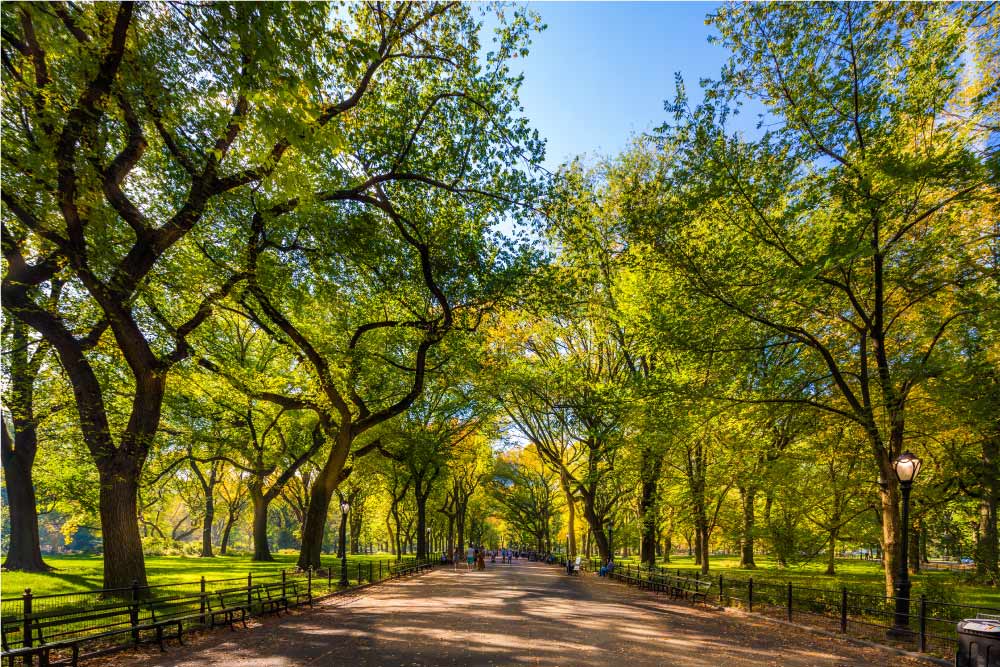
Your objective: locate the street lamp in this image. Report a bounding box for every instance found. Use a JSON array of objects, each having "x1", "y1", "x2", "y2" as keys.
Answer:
[
  {"x1": 339, "y1": 500, "x2": 350, "y2": 586},
  {"x1": 889, "y1": 451, "x2": 921, "y2": 637},
  {"x1": 426, "y1": 527, "x2": 432, "y2": 561}
]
